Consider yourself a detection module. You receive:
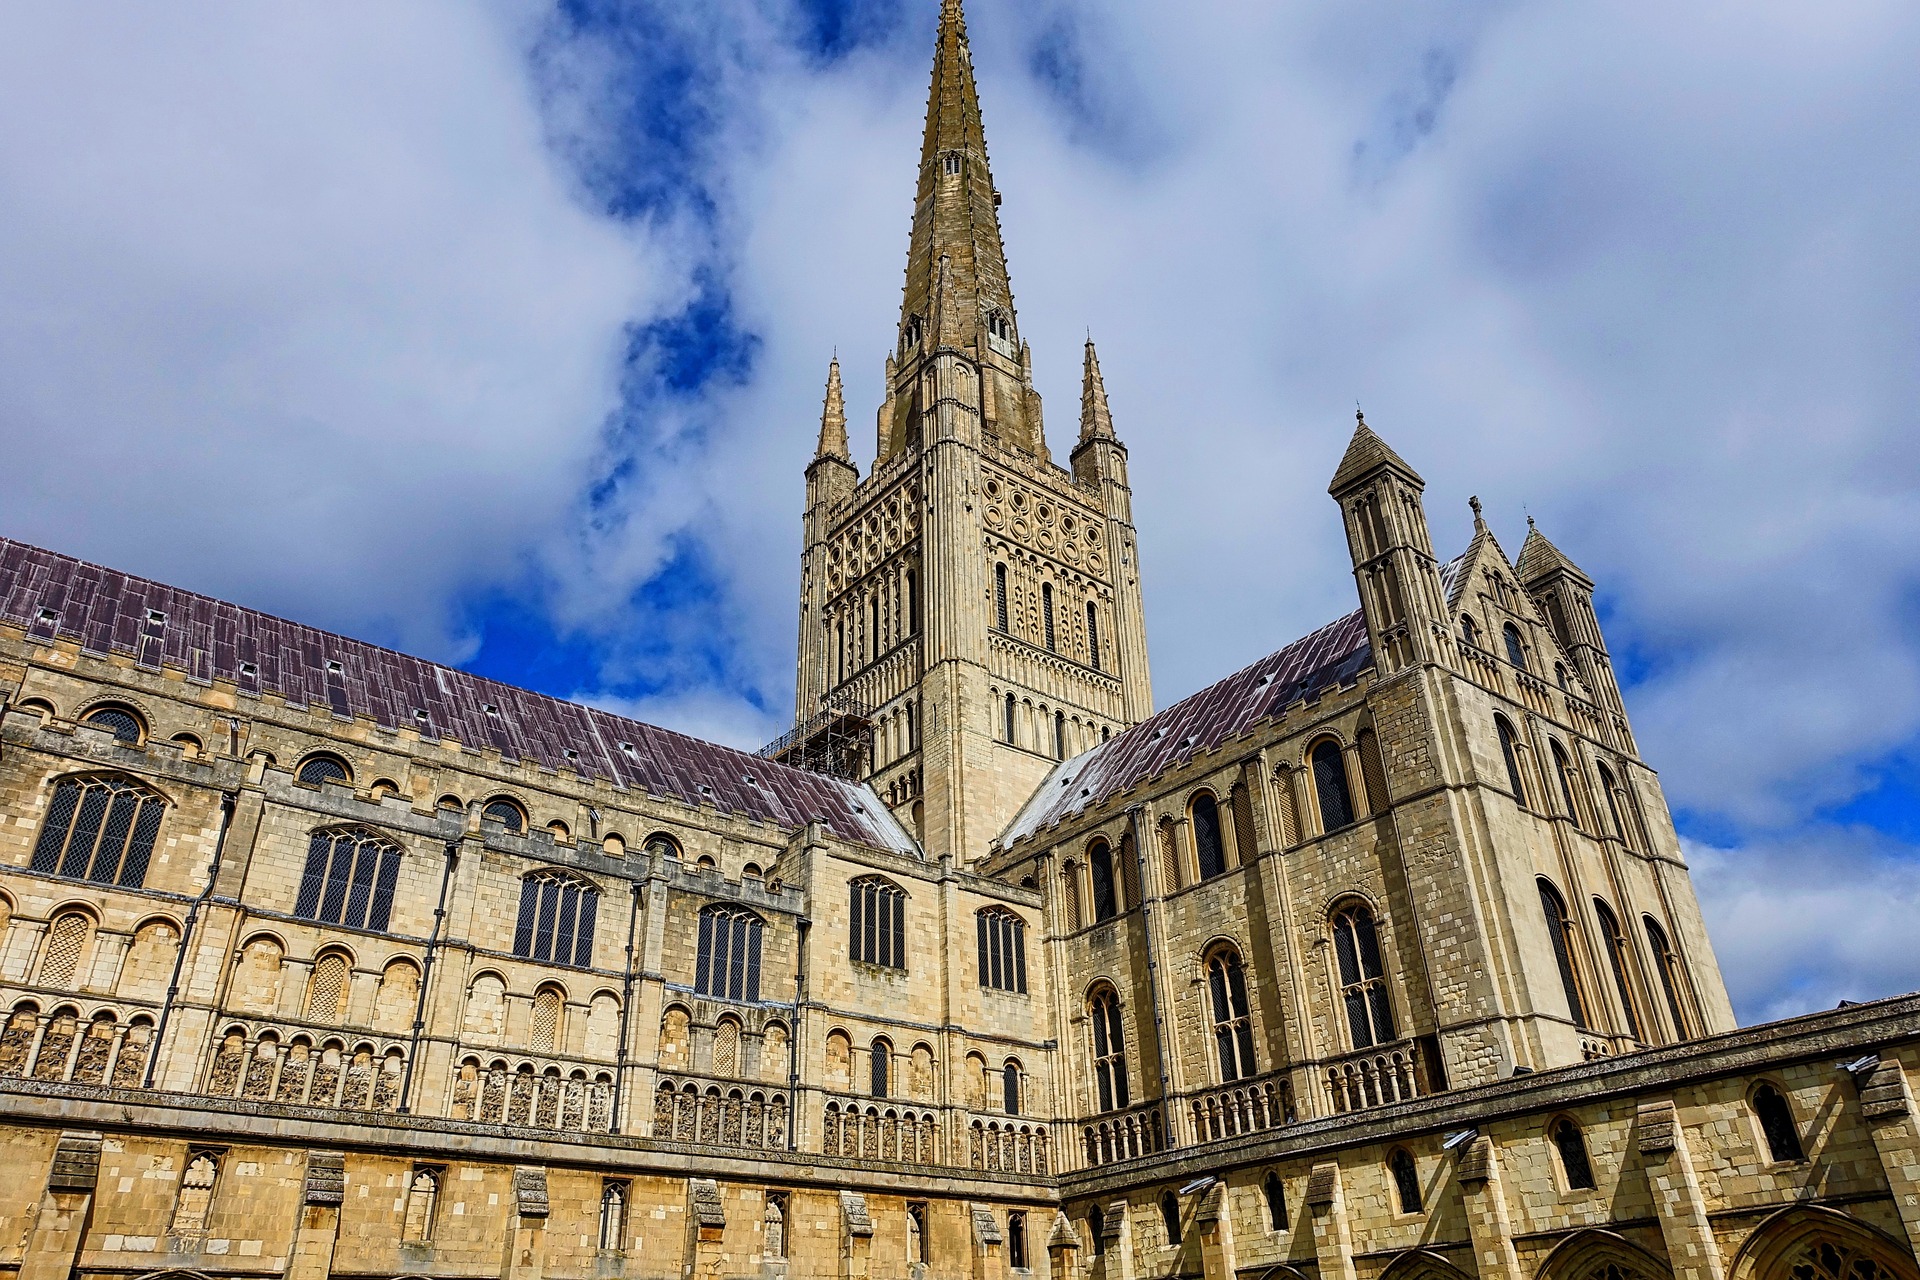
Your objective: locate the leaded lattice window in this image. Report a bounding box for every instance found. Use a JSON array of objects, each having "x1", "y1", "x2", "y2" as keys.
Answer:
[
  {"x1": 1207, "y1": 947, "x2": 1257, "y2": 1082},
  {"x1": 30, "y1": 774, "x2": 166, "y2": 889},
  {"x1": 976, "y1": 908, "x2": 1028, "y2": 993},
  {"x1": 695, "y1": 905, "x2": 763, "y2": 1001},
  {"x1": 1539, "y1": 879, "x2": 1592, "y2": 1029},
  {"x1": 1089, "y1": 986, "x2": 1129, "y2": 1113},
  {"x1": 850, "y1": 877, "x2": 907, "y2": 969},
  {"x1": 295, "y1": 827, "x2": 402, "y2": 932},
  {"x1": 1312, "y1": 741, "x2": 1355, "y2": 832},
  {"x1": 513, "y1": 871, "x2": 599, "y2": 968},
  {"x1": 1593, "y1": 898, "x2": 1645, "y2": 1042},
  {"x1": 1193, "y1": 793, "x2": 1227, "y2": 879},
  {"x1": 1332, "y1": 903, "x2": 1395, "y2": 1048},
  {"x1": 1089, "y1": 840, "x2": 1118, "y2": 920},
  {"x1": 296, "y1": 754, "x2": 350, "y2": 786}
]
